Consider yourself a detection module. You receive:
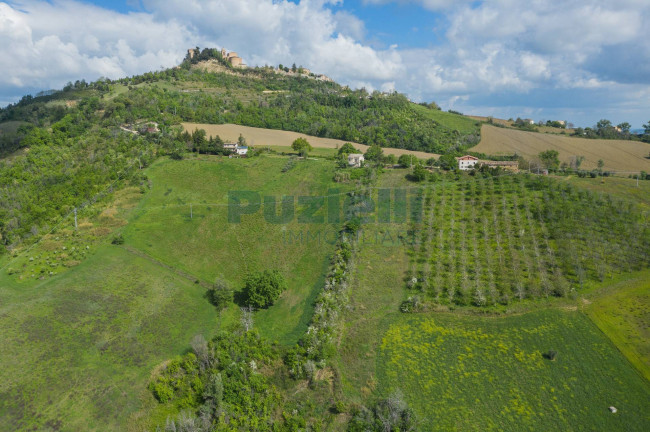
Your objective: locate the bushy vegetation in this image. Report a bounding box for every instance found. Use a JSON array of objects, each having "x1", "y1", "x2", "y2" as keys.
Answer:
[
  {"x1": 241, "y1": 269, "x2": 287, "y2": 309},
  {"x1": 403, "y1": 174, "x2": 650, "y2": 306},
  {"x1": 149, "y1": 330, "x2": 285, "y2": 431}
]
